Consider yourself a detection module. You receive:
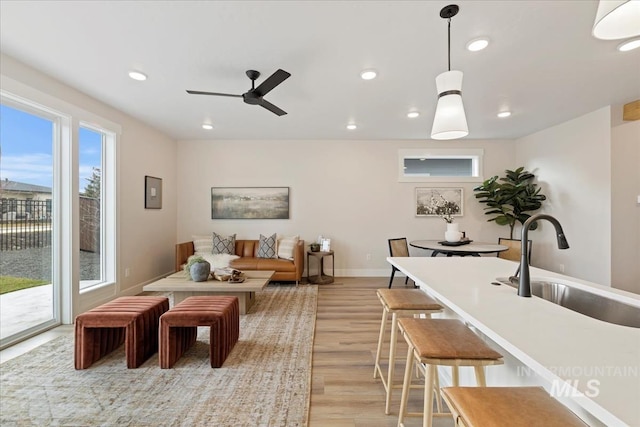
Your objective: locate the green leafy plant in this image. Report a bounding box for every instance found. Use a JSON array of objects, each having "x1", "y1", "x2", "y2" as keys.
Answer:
[
  {"x1": 473, "y1": 167, "x2": 546, "y2": 239},
  {"x1": 184, "y1": 254, "x2": 206, "y2": 280}
]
